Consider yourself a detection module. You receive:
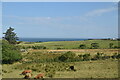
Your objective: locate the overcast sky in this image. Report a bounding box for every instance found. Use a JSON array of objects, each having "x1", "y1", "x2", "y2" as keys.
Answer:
[{"x1": 2, "y1": 2, "x2": 118, "y2": 38}]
